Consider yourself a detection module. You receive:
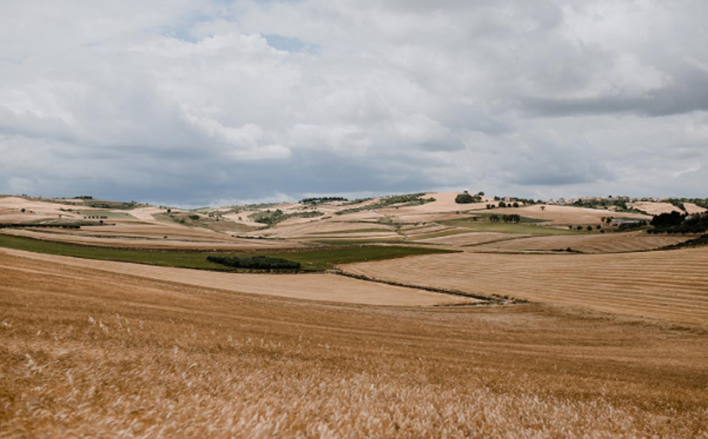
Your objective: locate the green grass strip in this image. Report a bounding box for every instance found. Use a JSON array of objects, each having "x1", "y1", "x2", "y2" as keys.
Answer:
[{"x1": 0, "y1": 233, "x2": 454, "y2": 272}]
